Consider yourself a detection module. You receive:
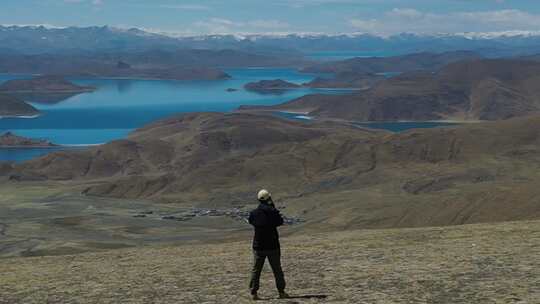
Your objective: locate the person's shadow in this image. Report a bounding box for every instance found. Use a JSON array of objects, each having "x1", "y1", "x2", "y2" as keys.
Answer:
[
  {"x1": 285, "y1": 294, "x2": 328, "y2": 299},
  {"x1": 256, "y1": 294, "x2": 328, "y2": 301}
]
